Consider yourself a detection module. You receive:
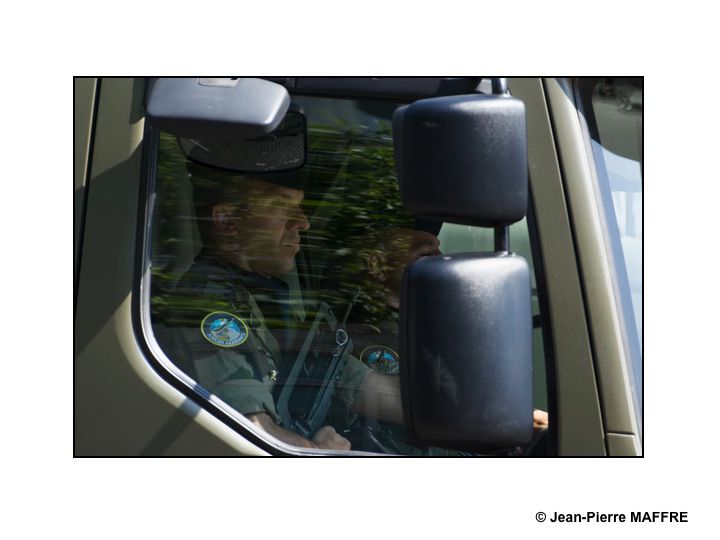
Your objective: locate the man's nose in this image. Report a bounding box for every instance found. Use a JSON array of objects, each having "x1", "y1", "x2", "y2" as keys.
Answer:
[{"x1": 289, "y1": 207, "x2": 310, "y2": 231}]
